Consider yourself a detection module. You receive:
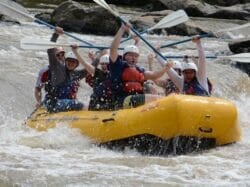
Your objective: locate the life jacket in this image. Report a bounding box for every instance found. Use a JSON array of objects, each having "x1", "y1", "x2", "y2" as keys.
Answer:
[
  {"x1": 122, "y1": 66, "x2": 144, "y2": 94},
  {"x1": 165, "y1": 79, "x2": 179, "y2": 96},
  {"x1": 89, "y1": 71, "x2": 113, "y2": 110},
  {"x1": 56, "y1": 80, "x2": 80, "y2": 99},
  {"x1": 85, "y1": 72, "x2": 94, "y2": 87},
  {"x1": 41, "y1": 69, "x2": 49, "y2": 84},
  {"x1": 183, "y1": 77, "x2": 210, "y2": 96},
  {"x1": 45, "y1": 70, "x2": 79, "y2": 100}
]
